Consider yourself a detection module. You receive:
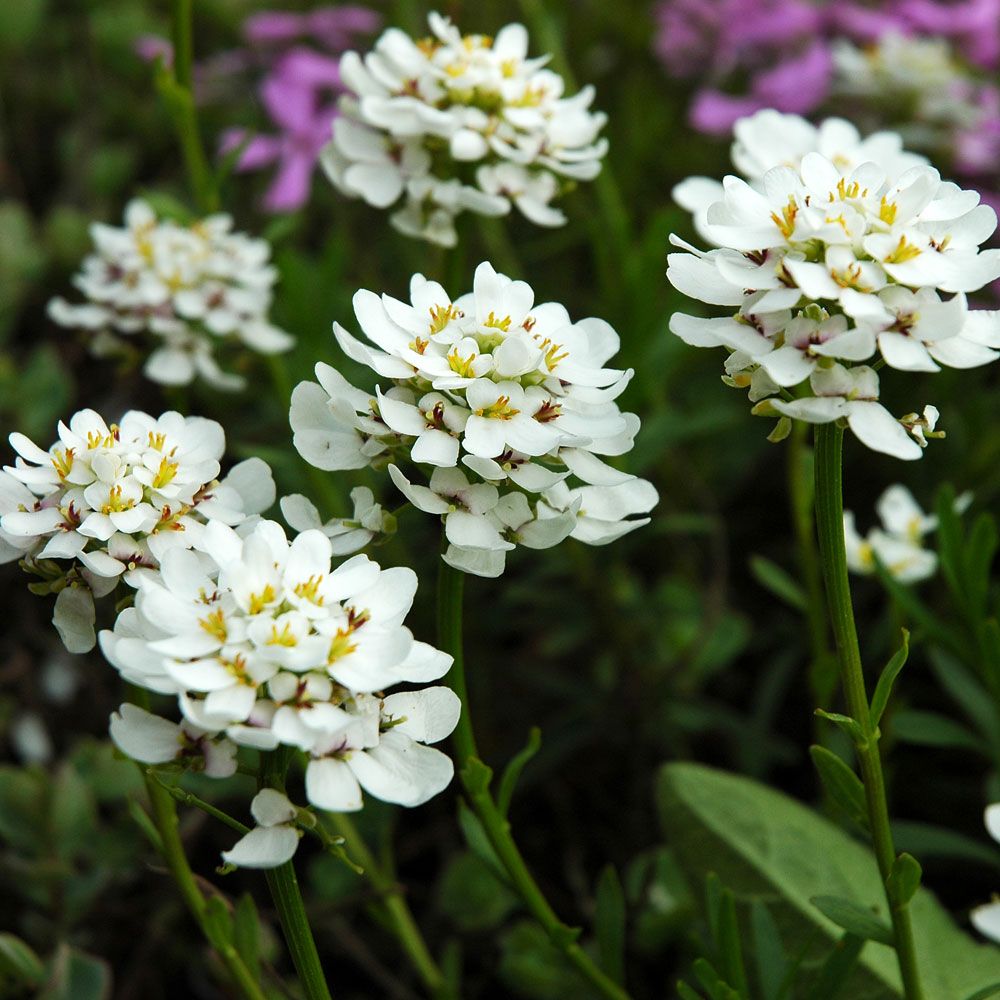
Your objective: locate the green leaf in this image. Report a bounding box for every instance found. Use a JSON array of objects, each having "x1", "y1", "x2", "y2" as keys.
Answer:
[
  {"x1": 678, "y1": 983, "x2": 707, "y2": 1000},
  {"x1": 810, "y1": 896, "x2": 894, "y2": 946},
  {"x1": 892, "y1": 820, "x2": 1000, "y2": 872},
  {"x1": 0, "y1": 933, "x2": 45, "y2": 987},
  {"x1": 814, "y1": 710, "x2": 867, "y2": 748},
  {"x1": 886, "y1": 854, "x2": 922, "y2": 908},
  {"x1": 437, "y1": 851, "x2": 517, "y2": 932},
  {"x1": 749, "y1": 555, "x2": 807, "y2": 611},
  {"x1": 497, "y1": 727, "x2": 541, "y2": 818},
  {"x1": 656, "y1": 762, "x2": 1000, "y2": 999},
  {"x1": 595, "y1": 865, "x2": 626, "y2": 985},
  {"x1": 963, "y1": 984, "x2": 1000, "y2": 1000},
  {"x1": 750, "y1": 901, "x2": 787, "y2": 1000},
  {"x1": 202, "y1": 896, "x2": 234, "y2": 952},
  {"x1": 456, "y1": 800, "x2": 507, "y2": 883},
  {"x1": 870, "y1": 630, "x2": 910, "y2": 729},
  {"x1": 39, "y1": 945, "x2": 111, "y2": 1000},
  {"x1": 693, "y1": 957, "x2": 741, "y2": 1000},
  {"x1": 498, "y1": 921, "x2": 594, "y2": 999},
  {"x1": 891, "y1": 710, "x2": 987, "y2": 753},
  {"x1": 706, "y1": 876, "x2": 751, "y2": 998},
  {"x1": 926, "y1": 649, "x2": 999, "y2": 748},
  {"x1": 806, "y1": 933, "x2": 866, "y2": 1000},
  {"x1": 460, "y1": 757, "x2": 493, "y2": 797},
  {"x1": 809, "y1": 745, "x2": 868, "y2": 831},
  {"x1": 233, "y1": 894, "x2": 262, "y2": 984}
]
